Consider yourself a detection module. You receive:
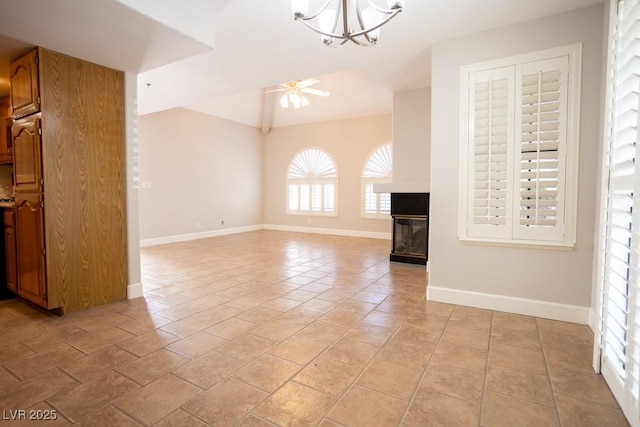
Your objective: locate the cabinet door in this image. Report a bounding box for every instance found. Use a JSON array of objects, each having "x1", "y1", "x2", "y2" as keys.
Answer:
[
  {"x1": 15, "y1": 194, "x2": 47, "y2": 308},
  {"x1": 9, "y1": 49, "x2": 40, "y2": 119},
  {"x1": 0, "y1": 97, "x2": 11, "y2": 164},
  {"x1": 12, "y1": 115, "x2": 42, "y2": 192},
  {"x1": 4, "y1": 210, "x2": 17, "y2": 294}
]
